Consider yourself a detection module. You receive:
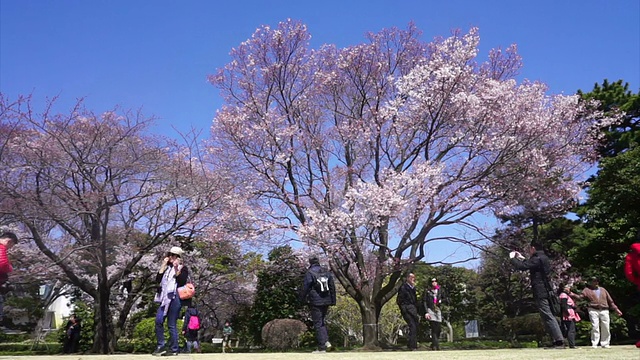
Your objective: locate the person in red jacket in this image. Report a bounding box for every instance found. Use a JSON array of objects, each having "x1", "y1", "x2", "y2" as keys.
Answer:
[
  {"x1": 0, "y1": 231, "x2": 18, "y2": 322},
  {"x1": 624, "y1": 241, "x2": 640, "y2": 348},
  {"x1": 624, "y1": 243, "x2": 640, "y2": 289}
]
